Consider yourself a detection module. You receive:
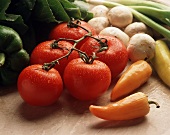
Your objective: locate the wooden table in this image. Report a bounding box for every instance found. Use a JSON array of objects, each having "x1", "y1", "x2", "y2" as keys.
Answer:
[{"x1": 1, "y1": 1, "x2": 170, "y2": 135}]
